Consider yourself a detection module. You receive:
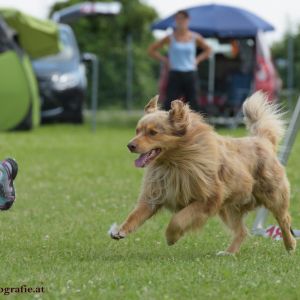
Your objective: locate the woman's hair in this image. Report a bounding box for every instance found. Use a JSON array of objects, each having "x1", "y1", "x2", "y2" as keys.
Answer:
[{"x1": 175, "y1": 10, "x2": 189, "y2": 19}]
